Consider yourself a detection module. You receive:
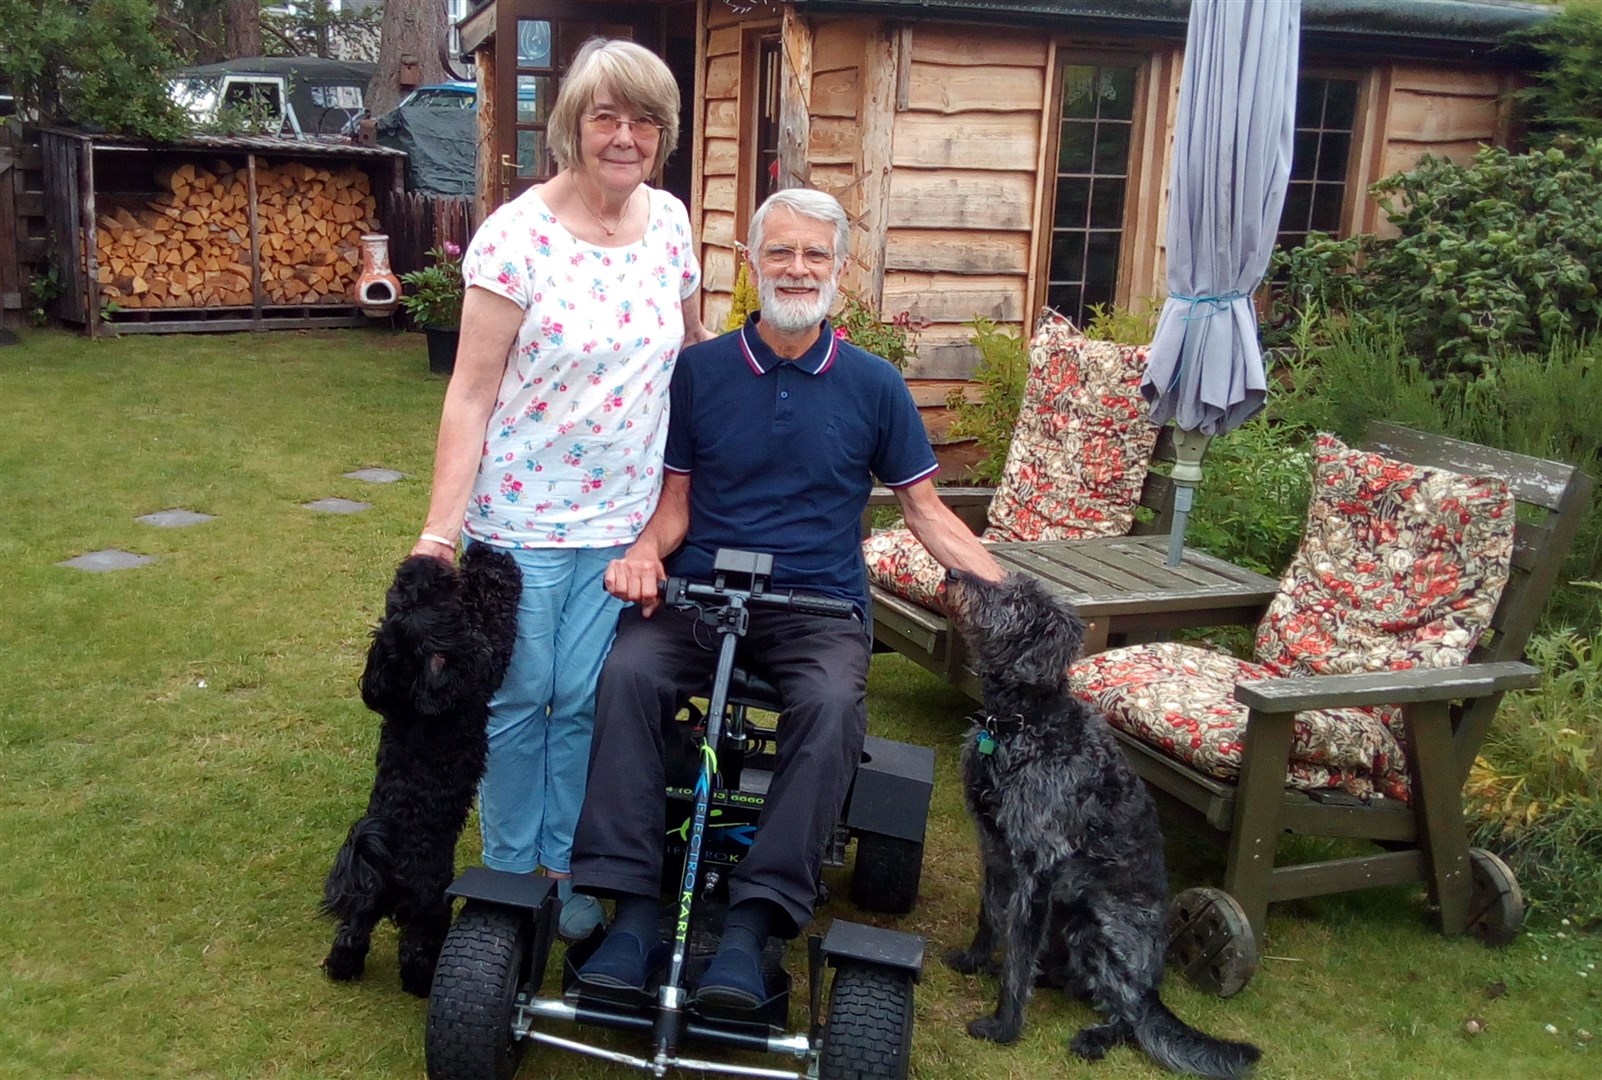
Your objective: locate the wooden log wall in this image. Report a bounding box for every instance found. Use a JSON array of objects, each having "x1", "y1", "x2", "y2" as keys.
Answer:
[
  {"x1": 0, "y1": 122, "x2": 45, "y2": 328},
  {"x1": 695, "y1": 1, "x2": 766, "y2": 333},
  {"x1": 1360, "y1": 63, "x2": 1518, "y2": 238}
]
